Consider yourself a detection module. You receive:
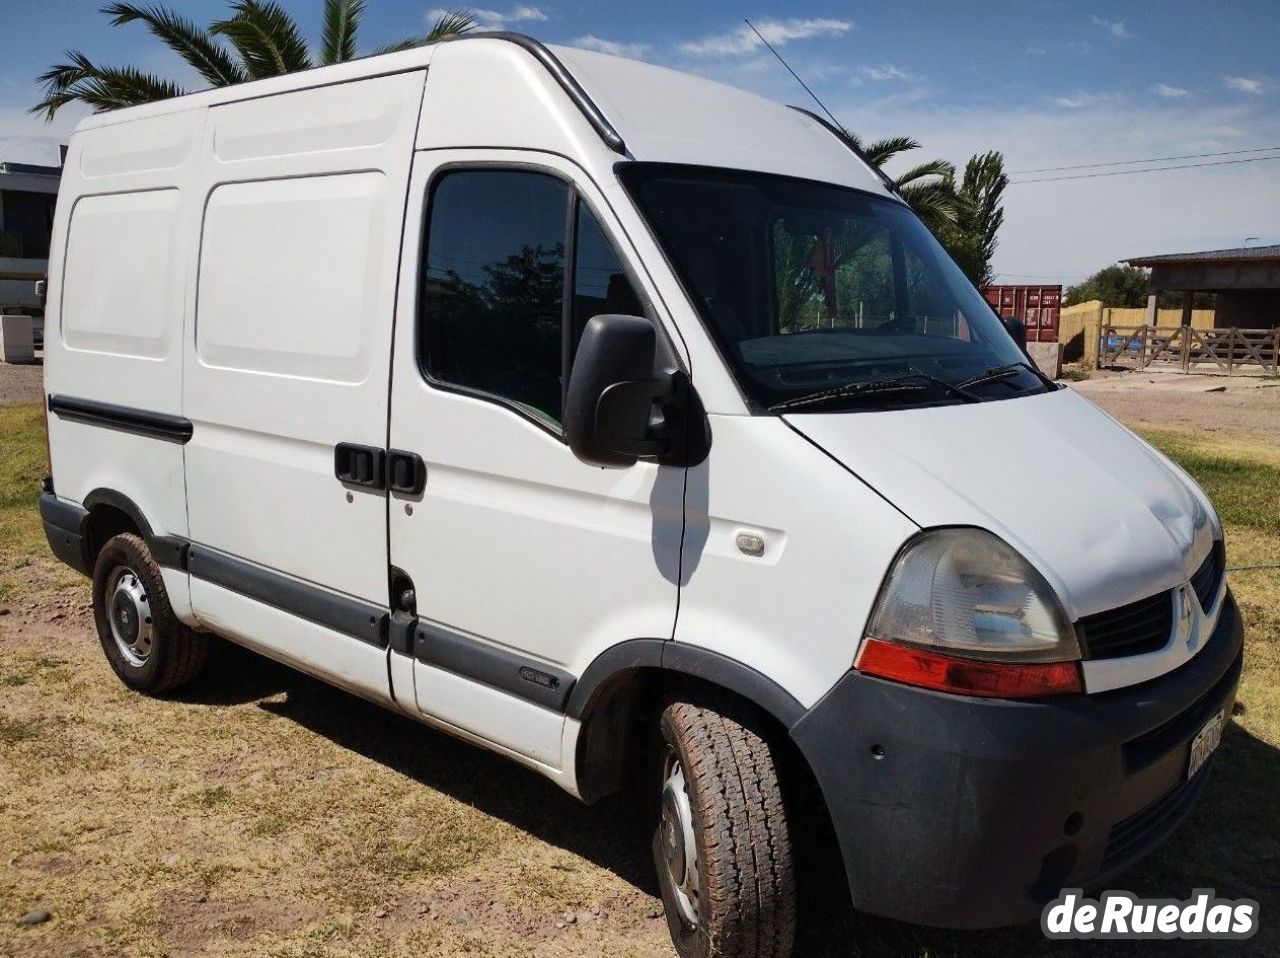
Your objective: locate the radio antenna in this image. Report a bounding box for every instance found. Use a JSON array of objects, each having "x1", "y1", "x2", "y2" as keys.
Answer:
[{"x1": 744, "y1": 18, "x2": 843, "y2": 130}]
